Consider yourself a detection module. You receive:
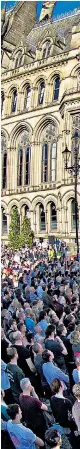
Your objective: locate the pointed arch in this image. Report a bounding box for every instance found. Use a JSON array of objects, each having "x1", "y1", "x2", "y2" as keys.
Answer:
[
  {"x1": 33, "y1": 114, "x2": 59, "y2": 145},
  {"x1": 10, "y1": 121, "x2": 32, "y2": 149}
]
